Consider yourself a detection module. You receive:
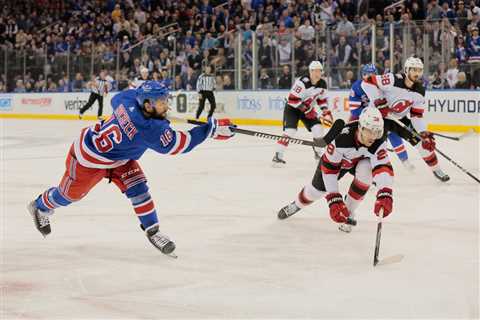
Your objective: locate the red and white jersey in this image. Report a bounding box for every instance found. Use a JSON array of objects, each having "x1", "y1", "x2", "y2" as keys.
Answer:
[
  {"x1": 287, "y1": 75, "x2": 328, "y2": 112},
  {"x1": 361, "y1": 73, "x2": 427, "y2": 132},
  {"x1": 320, "y1": 122, "x2": 394, "y2": 193}
]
